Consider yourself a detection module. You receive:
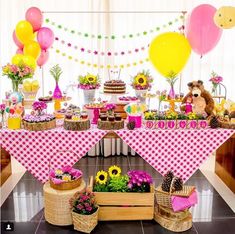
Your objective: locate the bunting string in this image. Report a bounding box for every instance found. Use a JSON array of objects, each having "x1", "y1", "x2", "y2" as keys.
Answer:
[
  {"x1": 45, "y1": 14, "x2": 183, "y2": 40},
  {"x1": 51, "y1": 47, "x2": 149, "y2": 69}
]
